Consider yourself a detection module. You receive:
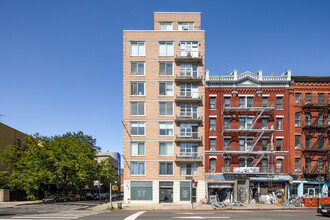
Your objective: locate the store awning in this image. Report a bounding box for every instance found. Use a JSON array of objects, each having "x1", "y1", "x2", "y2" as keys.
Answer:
[
  {"x1": 249, "y1": 176, "x2": 293, "y2": 184},
  {"x1": 208, "y1": 183, "x2": 233, "y2": 189}
]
